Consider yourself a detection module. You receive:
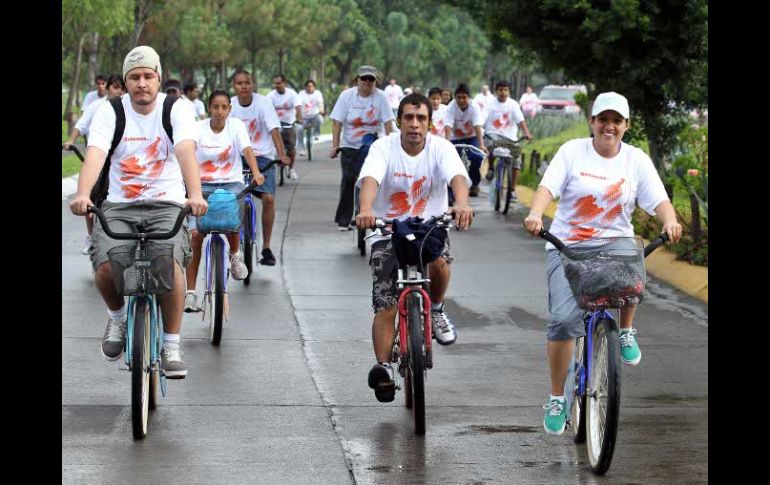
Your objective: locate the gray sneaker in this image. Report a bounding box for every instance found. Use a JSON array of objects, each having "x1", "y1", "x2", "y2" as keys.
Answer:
[
  {"x1": 101, "y1": 317, "x2": 127, "y2": 361},
  {"x1": 161, "y1": 343, "x2": 187, "y2": 379},
  {"x1": 184, "y1": 291, "x2": 202, "y2": 313}
]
